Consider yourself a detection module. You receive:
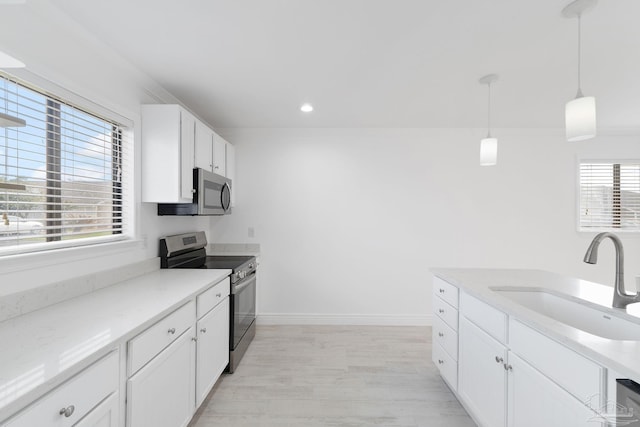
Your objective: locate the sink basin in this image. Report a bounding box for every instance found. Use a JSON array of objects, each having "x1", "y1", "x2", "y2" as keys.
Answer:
[{"x1": 491, "y1": 287, "x2": 640, "y2": 340}]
